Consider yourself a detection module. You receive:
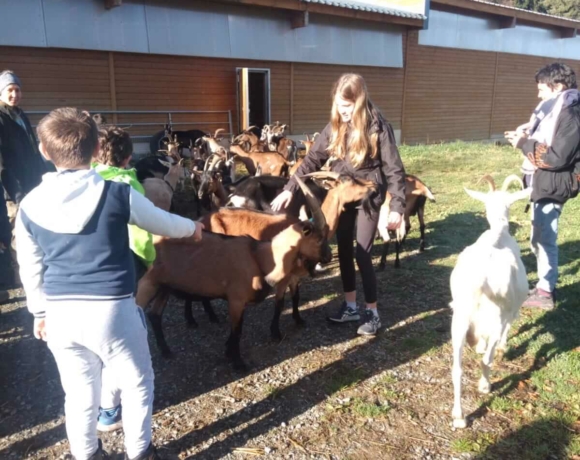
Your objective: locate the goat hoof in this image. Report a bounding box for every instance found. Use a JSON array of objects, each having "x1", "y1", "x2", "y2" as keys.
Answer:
[
  {"x1": 232, "y1": 360, "x2": 248, "y2": 373},
  {"x1": 419, "y1": 246, "x2": 425, "y2": 252},
  {"x1": 478, "y1": 379, "x2": 492, "y2": 394},
  {"x1": 271, "y1": 329, "x2": 283, "y2": 341},
  {"x1": 294, "y1": 317, "x2": 306, "y2": 327},
  {"x1": 453, "y1": 418, "x2": 467, "y2": 429},
  {"x1": 161, "y1": 348, "x2": 173, "y2": 359}
]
